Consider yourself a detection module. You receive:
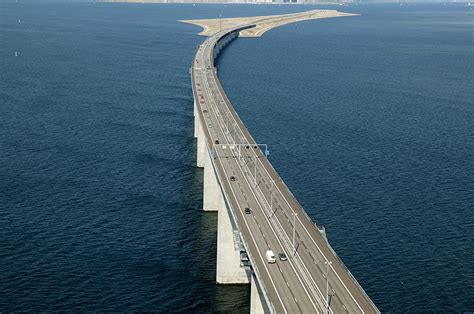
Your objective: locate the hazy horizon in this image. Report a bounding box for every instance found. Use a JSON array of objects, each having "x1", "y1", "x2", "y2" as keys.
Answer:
[{"x1": 2, "y1": 0, "x2": 473, "y2": 4}]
